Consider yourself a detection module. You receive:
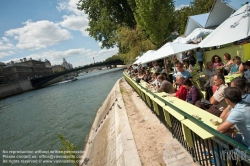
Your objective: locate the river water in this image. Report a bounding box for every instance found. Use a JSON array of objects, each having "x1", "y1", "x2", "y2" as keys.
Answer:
[{"x1": 0, "y1": 68, "x2": 123, "y2": 165}]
